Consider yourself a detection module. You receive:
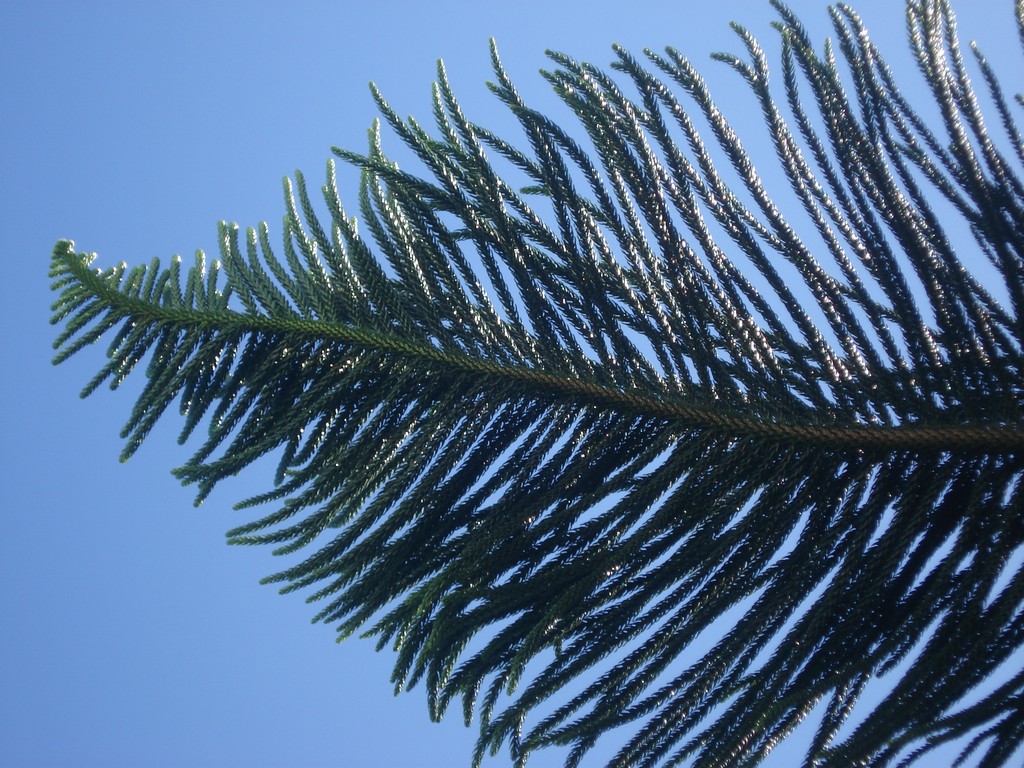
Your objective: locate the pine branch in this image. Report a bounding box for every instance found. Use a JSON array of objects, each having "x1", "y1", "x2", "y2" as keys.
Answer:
[{"x1": 49, "y1": 1, "x2": 1024, "y2": 766}]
